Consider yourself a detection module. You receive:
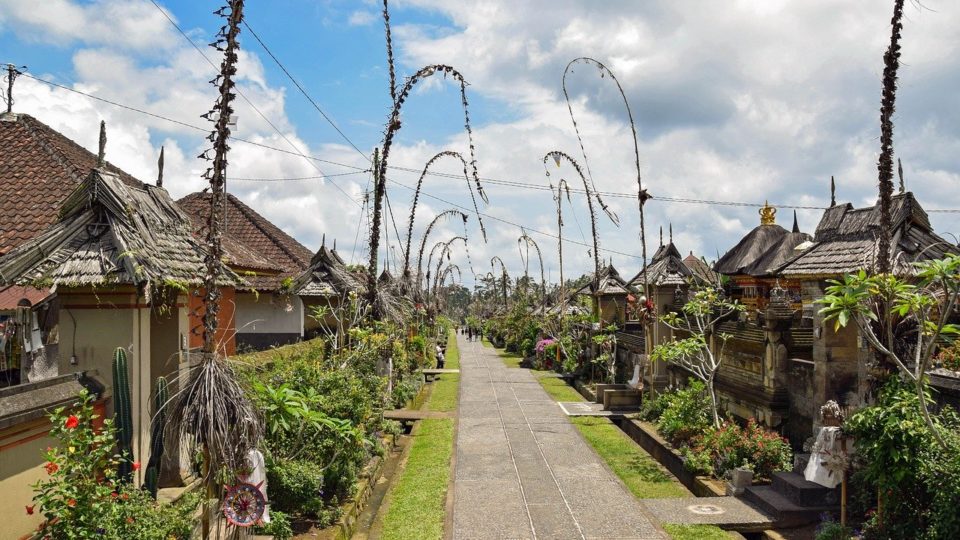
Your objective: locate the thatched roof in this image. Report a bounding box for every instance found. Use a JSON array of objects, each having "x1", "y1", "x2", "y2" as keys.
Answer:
[
  {"x1": 178, "y1": 192, "x2": 313, "y2": 292},
  {"x1": 0, "y1": 169, "x2": 236, "y2": 295},
  {"x1": 575, "y1": 263, "x2": 635, "y2": 296},
  {"x1": 777, "y1": 192, "x2": 958, "y2": 277},
  {"x1": 630, "y1": 242, "x2": 720, "y2": 290},
  {"x1": 294, "y1": 245, "x2": 361, "y2": 297},
  {"x1": 715, "y1": 209, "x2": 812, "y2": 277}
]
